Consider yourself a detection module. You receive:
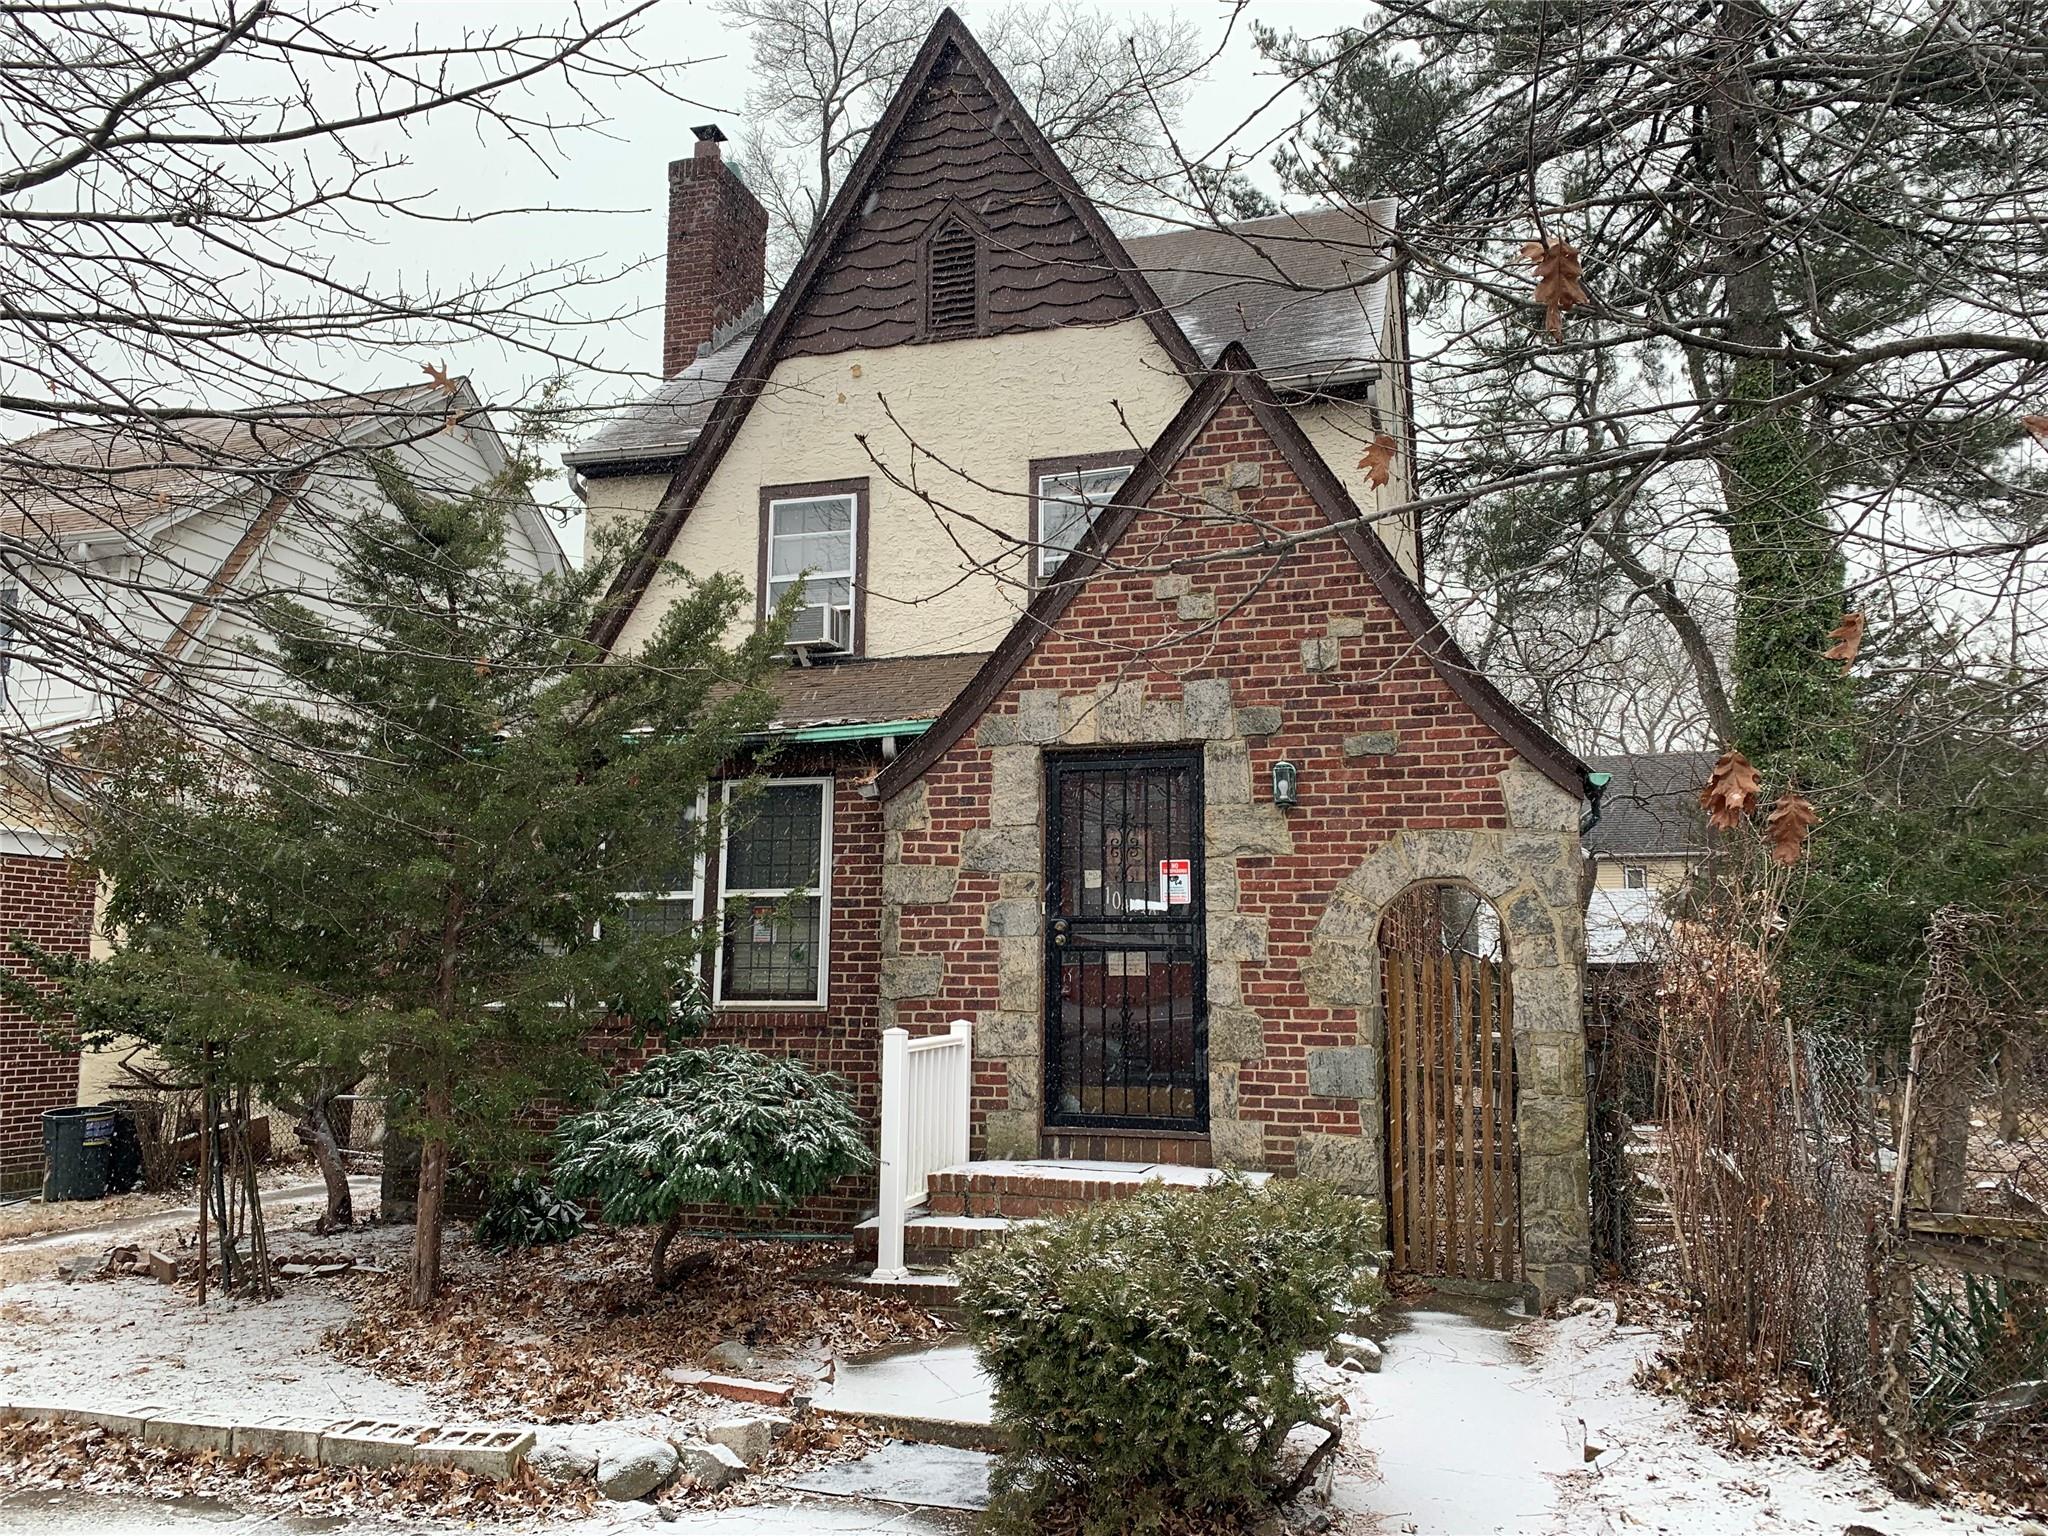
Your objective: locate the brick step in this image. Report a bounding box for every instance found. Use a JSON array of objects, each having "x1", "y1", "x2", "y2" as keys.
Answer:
[
  {"x1": 926, "y1": 1159, "x2": 1244, "y2": 1218},
  {"x1": 852, "y1": 1213, "x2": 1023, "y2": 1265}
]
